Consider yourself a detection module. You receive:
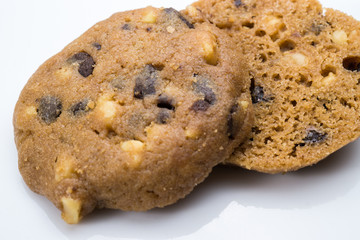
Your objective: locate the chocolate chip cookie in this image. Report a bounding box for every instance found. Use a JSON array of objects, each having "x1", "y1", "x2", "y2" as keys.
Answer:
[
  {"x1": 13, "y1": 6, "x2": 253, "y2": 223},
  {"x1": 185, "y1": 0, "x2": 360, "y2": 173}
]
